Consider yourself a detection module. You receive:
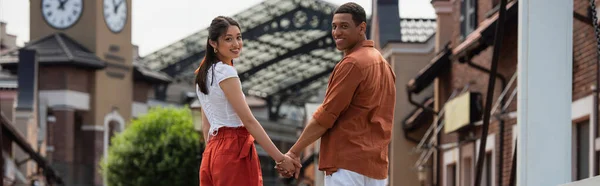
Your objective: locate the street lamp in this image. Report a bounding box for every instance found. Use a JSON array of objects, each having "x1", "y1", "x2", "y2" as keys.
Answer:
[
  {"x1": 417, "y1": 165, "x2": 427, "y2": 186},
  {"x1": 190, "y1": 100, "x2": 203, "y2": 140},
  {"x1": 190, "y1": 99, "x2": 205, "y2": 163}
]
